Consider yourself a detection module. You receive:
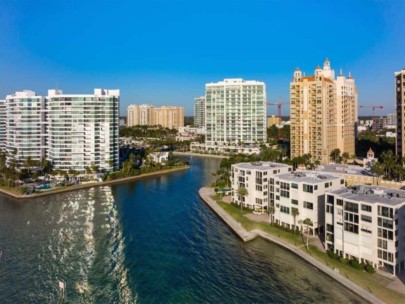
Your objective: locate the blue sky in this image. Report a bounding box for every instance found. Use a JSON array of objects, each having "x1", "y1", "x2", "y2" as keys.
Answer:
[{"x1": 0, "y1": 0, "x2": 404, "y2": 116}]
